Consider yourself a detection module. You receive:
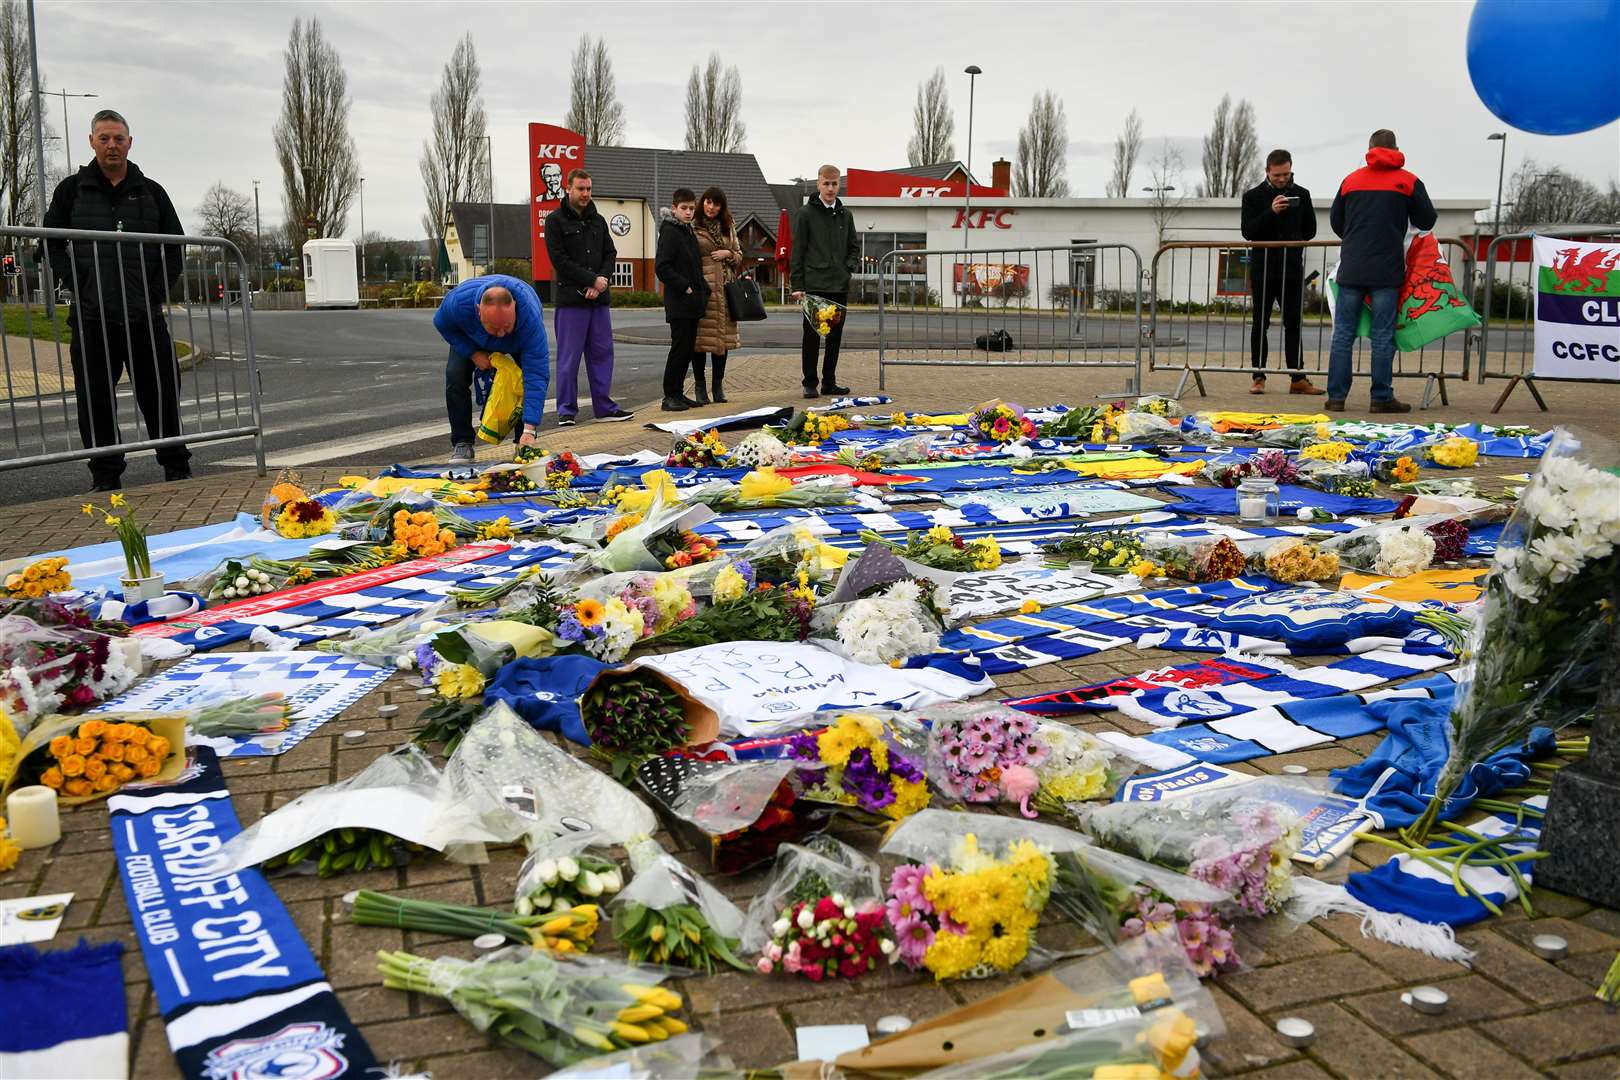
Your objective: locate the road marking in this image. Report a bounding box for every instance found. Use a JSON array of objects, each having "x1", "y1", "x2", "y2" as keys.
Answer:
[{"x1": 217, "y1": 399, "x2": 556, "y2": 467}]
